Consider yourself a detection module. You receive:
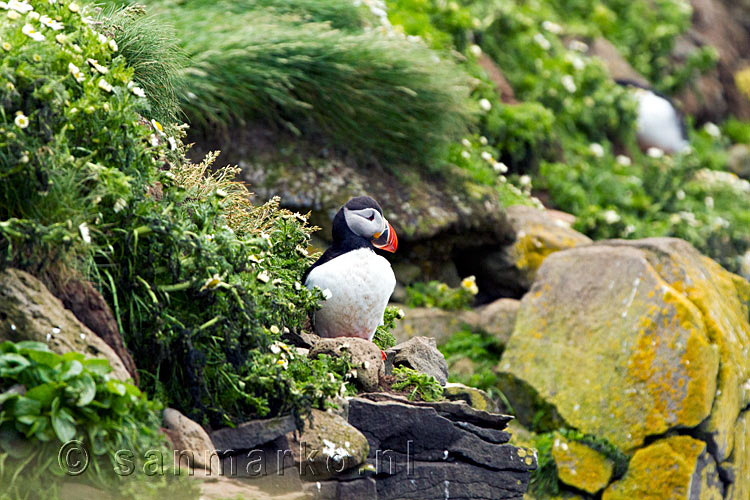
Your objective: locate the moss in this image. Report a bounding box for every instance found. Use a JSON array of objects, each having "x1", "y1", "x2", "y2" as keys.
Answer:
[{"x1": 551, "y1": 433, "x2": 614, "y2": 494}]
